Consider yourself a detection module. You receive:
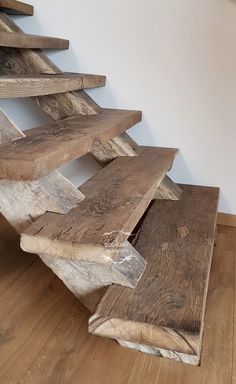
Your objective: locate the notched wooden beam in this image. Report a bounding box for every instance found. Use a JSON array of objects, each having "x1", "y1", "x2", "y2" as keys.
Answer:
[{"x1": 154, "y1": 175, "x2": 183, "y2": 200}]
